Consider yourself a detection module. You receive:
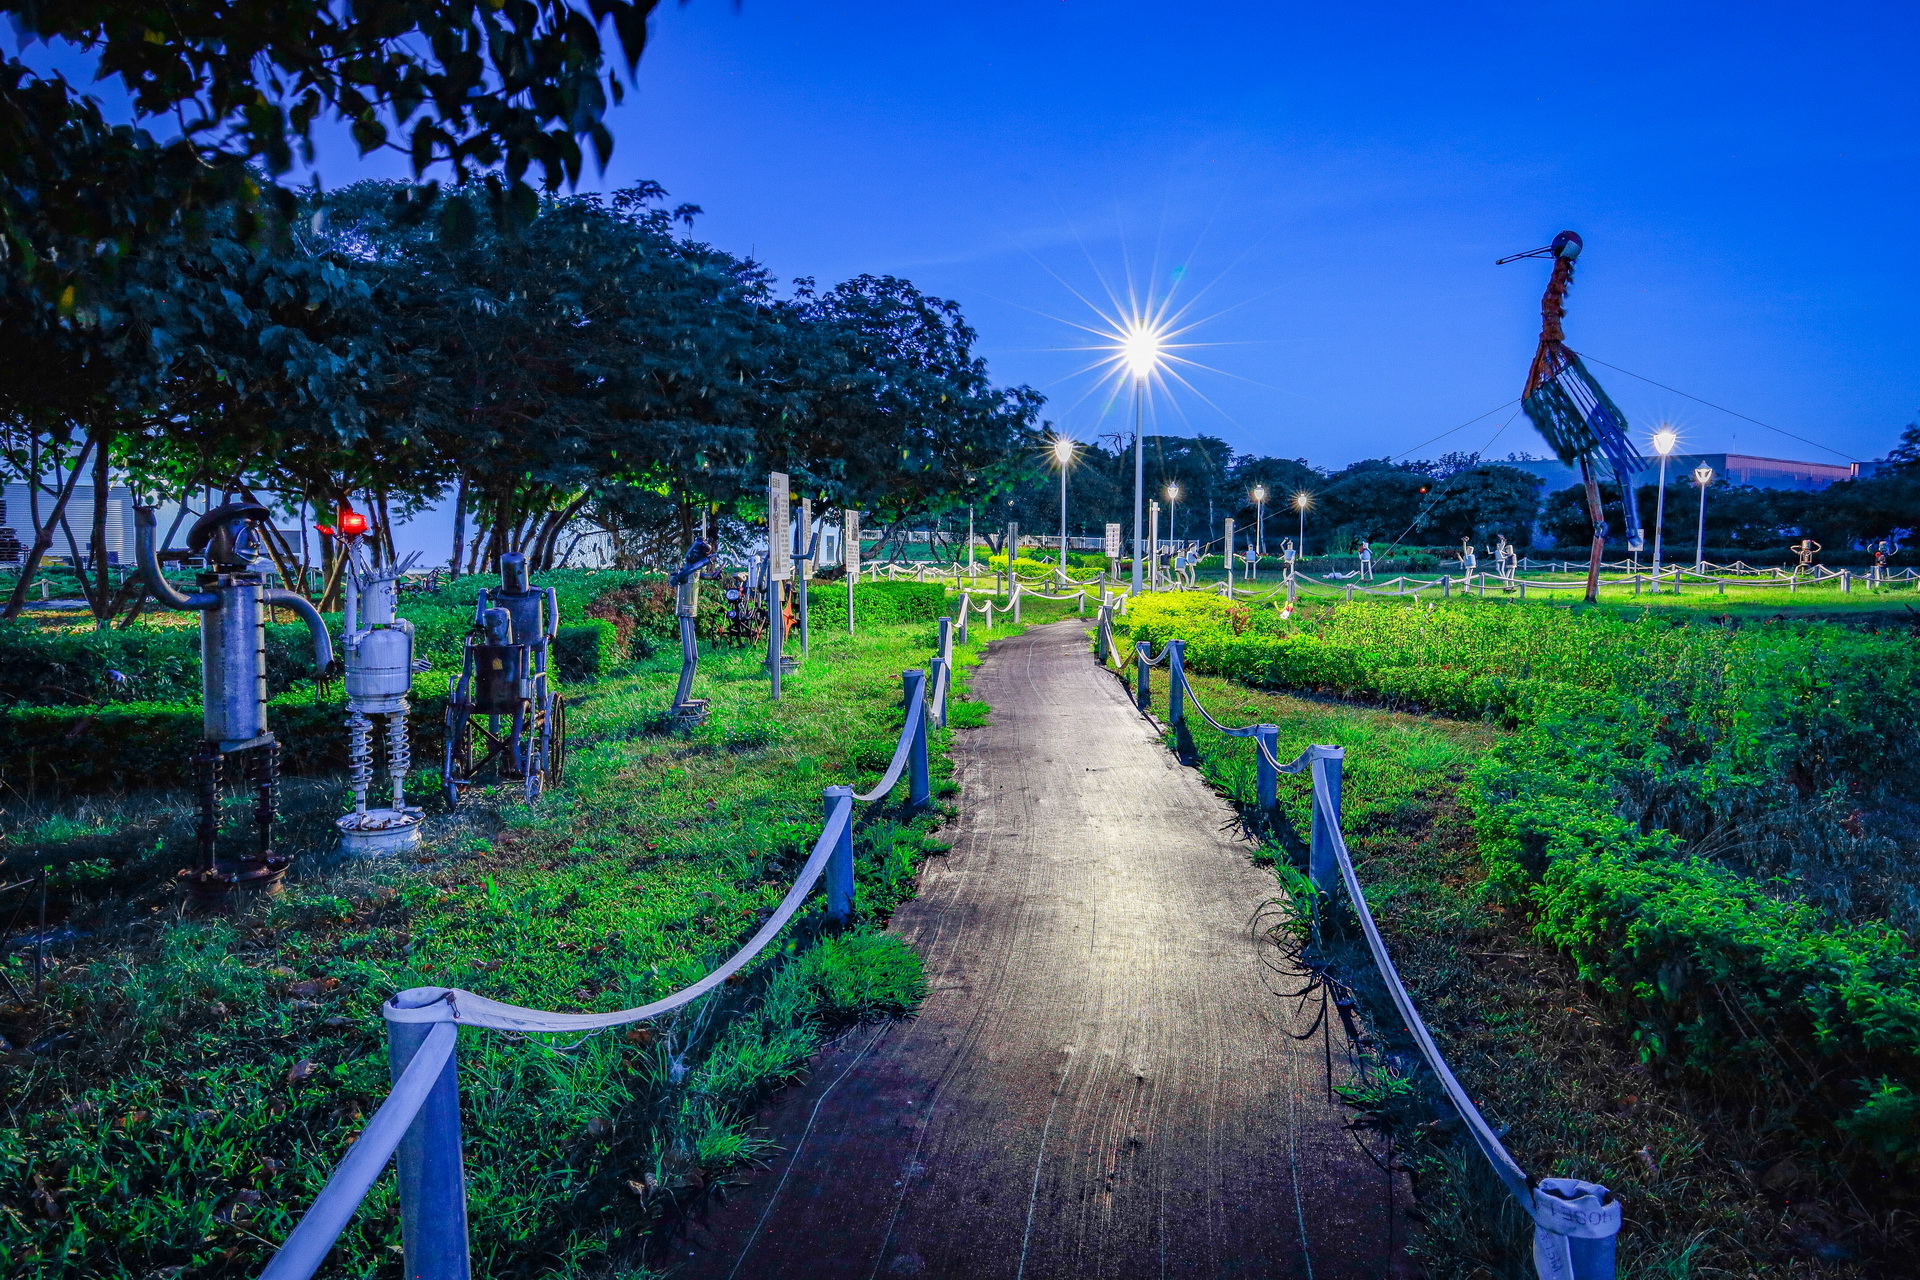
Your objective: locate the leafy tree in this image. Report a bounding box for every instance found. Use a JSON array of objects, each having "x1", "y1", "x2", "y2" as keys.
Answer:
[
  {"x1": 1317, "y1": 467, "x2": 1433, "y2": 546},
  {"x1": 1417, "y1": 464, "x2": 1542, "y2": 547}
]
